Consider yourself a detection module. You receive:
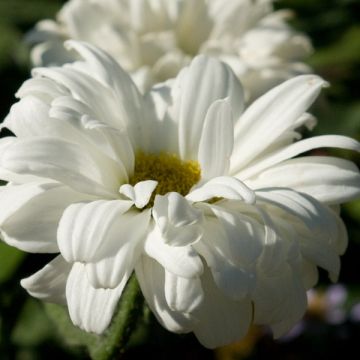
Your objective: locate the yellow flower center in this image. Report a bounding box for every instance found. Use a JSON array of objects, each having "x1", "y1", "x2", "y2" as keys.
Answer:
[{"x1": 129, "y1": 152, "x2": 201, "y2": 198}]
